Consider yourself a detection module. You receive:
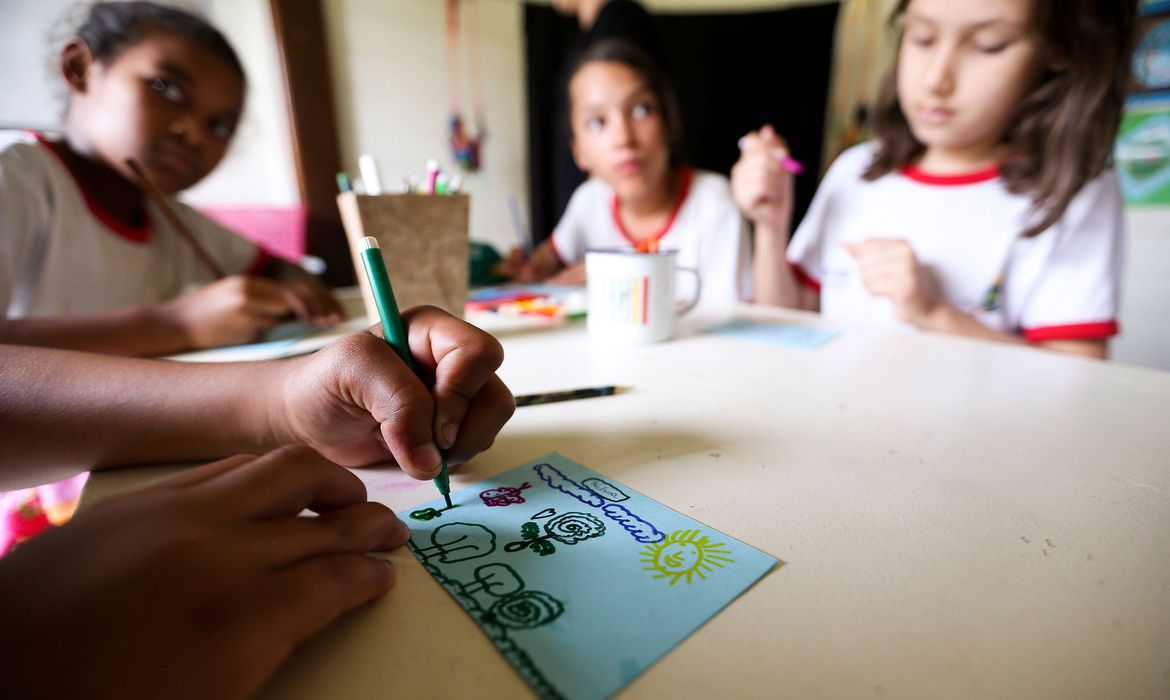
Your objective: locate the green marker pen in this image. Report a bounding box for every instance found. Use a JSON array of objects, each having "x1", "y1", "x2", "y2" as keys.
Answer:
[{"x1": 358, "y1": 237, "x2": 452, "y2": 507}]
